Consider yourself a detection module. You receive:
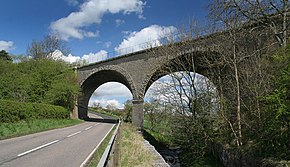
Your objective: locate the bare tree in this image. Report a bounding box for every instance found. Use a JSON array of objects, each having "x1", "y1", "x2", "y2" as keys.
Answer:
[
  {"x1": 144, "y1": 20, "x2": 222, "y2": 161},
  {"x1": 149, "y1": 14, "x2": 278, "y2": 149},
  {"x1": 143, "y1": 2, "x2": 288, "y2": 164},
  {"x1": 27, "y1": 35, "x2": 69, "y2": 60},
  {"x1": 209, "y1": 0, "x2": 289, "y2": 46}
]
